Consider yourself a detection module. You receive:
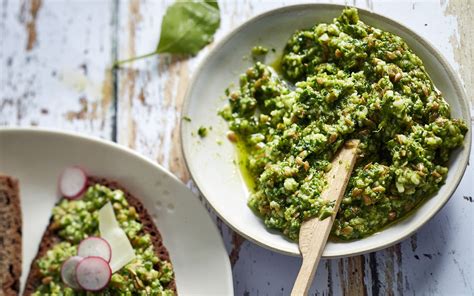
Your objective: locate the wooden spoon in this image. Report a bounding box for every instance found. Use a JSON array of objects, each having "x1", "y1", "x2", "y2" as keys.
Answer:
[{"x1": 291, "y1": 140, "x2": 360, "y2": 296}]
